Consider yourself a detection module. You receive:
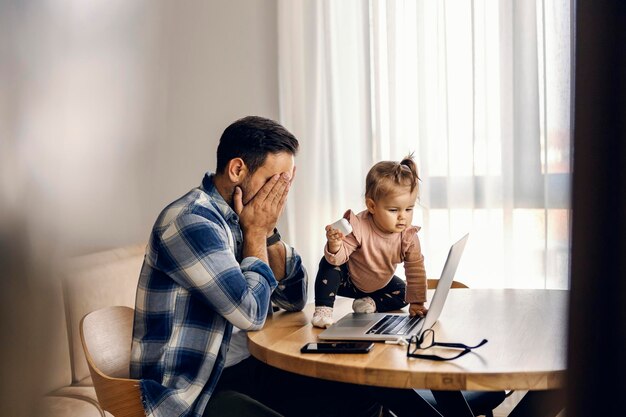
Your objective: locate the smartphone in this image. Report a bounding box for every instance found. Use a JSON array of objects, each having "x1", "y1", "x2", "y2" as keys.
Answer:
[{"x1": 300, "y1": 341, "x2": 374, "y2": 354}]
